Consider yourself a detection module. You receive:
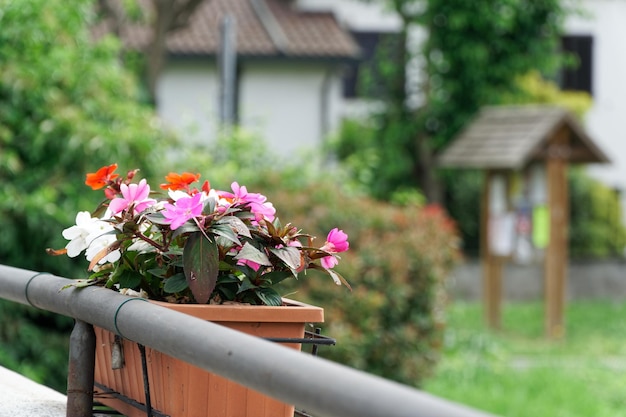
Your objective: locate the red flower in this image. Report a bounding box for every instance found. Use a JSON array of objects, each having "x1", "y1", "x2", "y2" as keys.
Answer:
[
  {"x1": 159, "y1": 172, "x2": 201, "y2": 191},
  {"x1": 85, "y1": 164, "x2": 119, "y2": 190}
]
